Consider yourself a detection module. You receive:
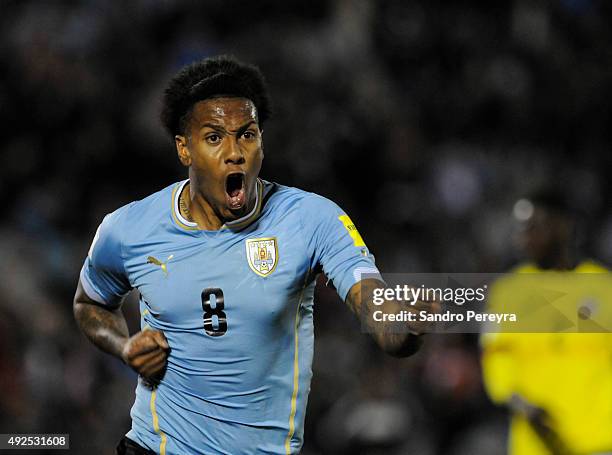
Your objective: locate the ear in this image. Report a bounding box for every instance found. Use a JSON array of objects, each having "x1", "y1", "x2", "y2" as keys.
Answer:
[
  {"x1": 260, "y1": 129, "x2": 264, "y2": 158},
  {"x1": 175, "y1": 135, "x2": 191, "y2": 166}
]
